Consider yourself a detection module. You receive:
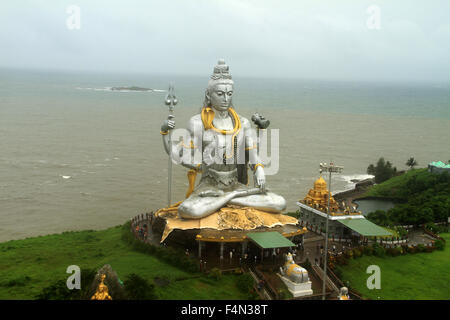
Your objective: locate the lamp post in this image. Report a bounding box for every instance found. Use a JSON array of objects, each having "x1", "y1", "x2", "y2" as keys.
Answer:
[{"x1": 319, "y1": 162, "x2": 343, "y2": 300}]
